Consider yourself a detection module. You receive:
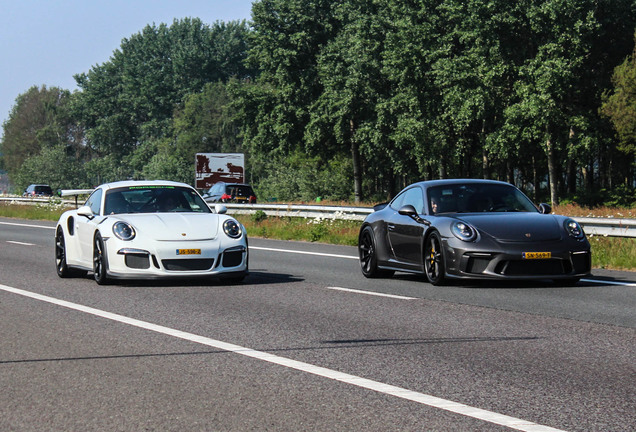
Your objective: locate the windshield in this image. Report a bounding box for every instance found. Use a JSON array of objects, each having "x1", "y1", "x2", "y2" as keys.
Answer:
[
  {"x1": 104, "y1": 186, "x2": 211, "y2": 215},
  {"x1": 427, "y1": 183, "x2": 538, "y2": 214}
]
